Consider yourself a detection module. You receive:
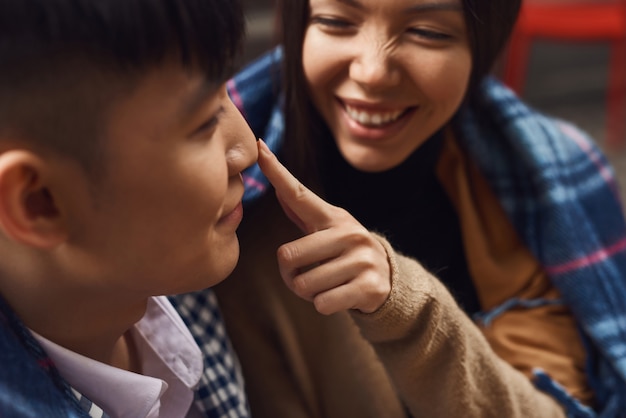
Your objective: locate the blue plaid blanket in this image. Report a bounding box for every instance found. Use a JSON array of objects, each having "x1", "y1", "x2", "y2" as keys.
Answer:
[{"x1": 230, "y1": 47, "x2": 626, "y2": 418}]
